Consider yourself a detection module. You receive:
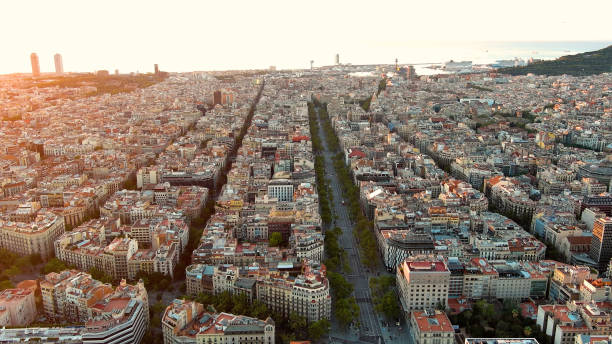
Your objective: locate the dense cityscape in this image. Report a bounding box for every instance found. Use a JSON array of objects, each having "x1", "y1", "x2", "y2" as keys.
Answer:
[{"x1": 0, "y1": 44, "x2": 611, "y2": 344}]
